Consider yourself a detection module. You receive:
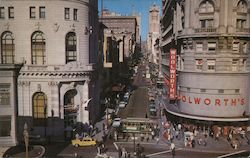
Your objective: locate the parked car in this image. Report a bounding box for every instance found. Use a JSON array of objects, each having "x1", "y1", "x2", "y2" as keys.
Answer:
[
  {"x1": 112, "y1": 118, "x2": 121, "y2": 127},
  {"x1": 119, "y1": 101, "x2": 127, "y2": 108},
  {"x1": 72, "y1": 137, "x2": 97, "y2": 147}
]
